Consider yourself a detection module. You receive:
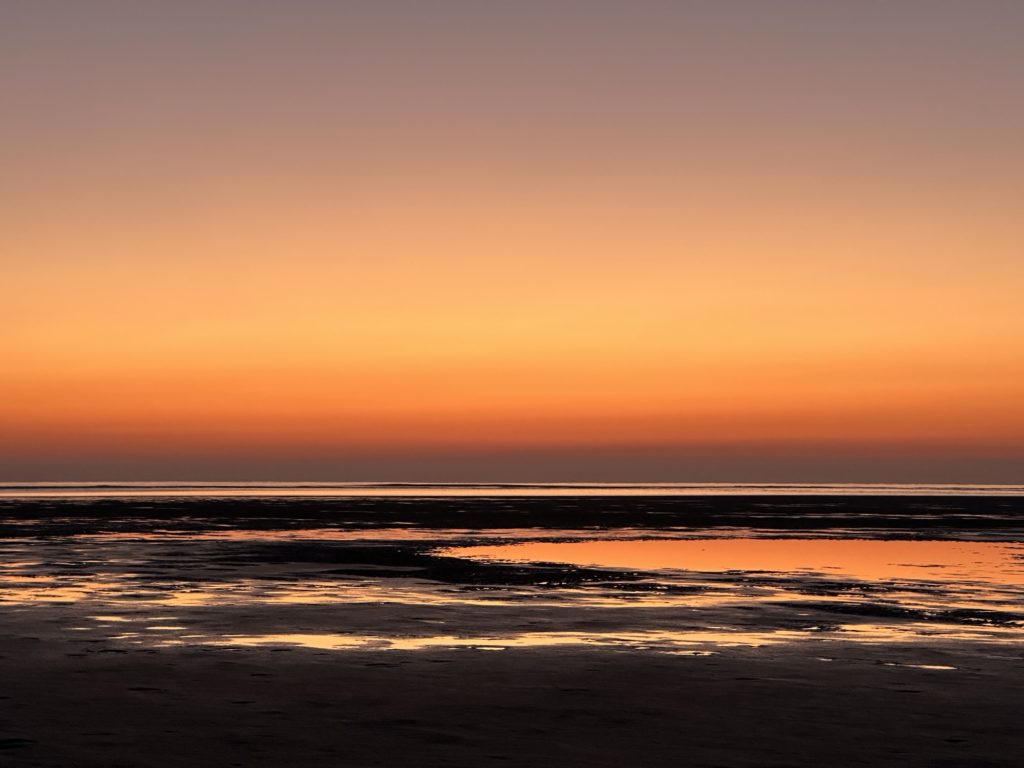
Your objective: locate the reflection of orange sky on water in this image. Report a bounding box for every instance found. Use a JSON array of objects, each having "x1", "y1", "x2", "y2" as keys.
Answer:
[
  {"x1": 445, "y1": 539, "x2": 1024, "y2": 585},
  {"x1": 197, "y1": 629, "x2": 884, "y2": 652}
]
